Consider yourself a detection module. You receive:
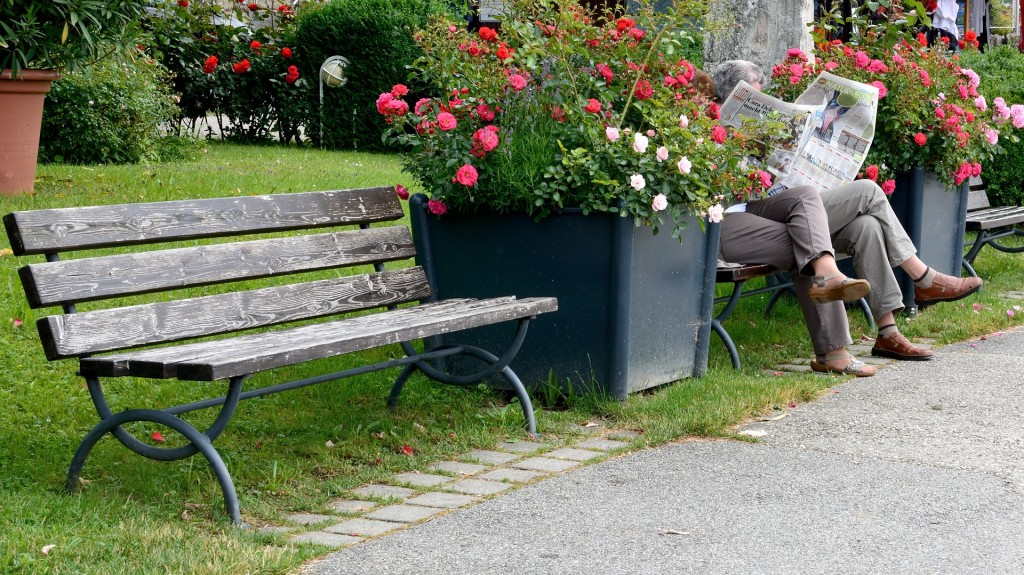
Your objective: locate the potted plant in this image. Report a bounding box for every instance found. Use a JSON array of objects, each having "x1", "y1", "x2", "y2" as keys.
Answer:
[
  {"x1": 770, "y1": 0, "x2": 1024, "y2": 307},
  {"x1": 376, "y1": 0, "x2": 782, "y2": 398},
  {"x1": 0, "y1": 0, "x2": 148, "y2": 194}
]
